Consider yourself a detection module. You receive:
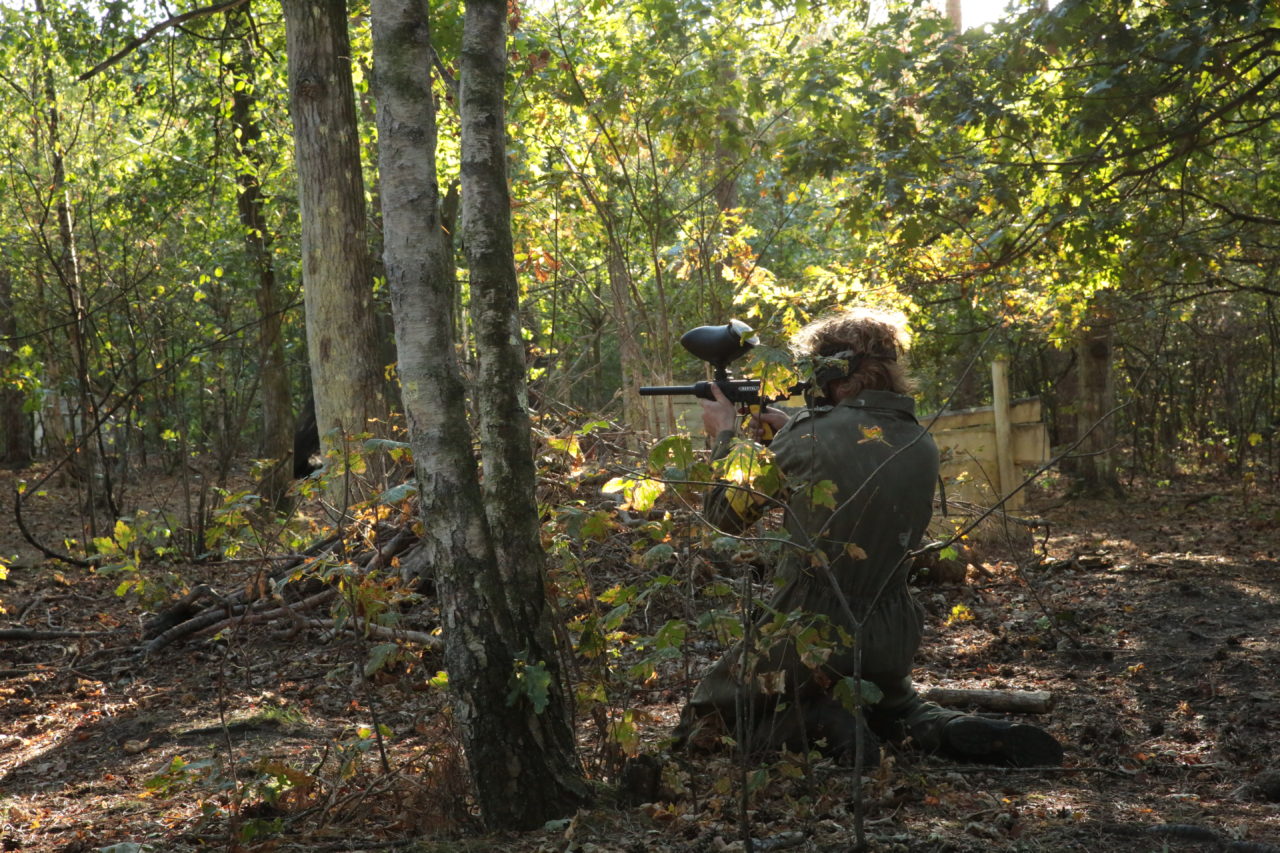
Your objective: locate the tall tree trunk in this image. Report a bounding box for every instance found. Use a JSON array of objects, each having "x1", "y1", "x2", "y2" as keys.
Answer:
[
  {"x1": 282, "y1": 0, "x2": 389, "y2": 497},
  {"x1": 371, "y1": 0, "x2": 586, "y2": 829},
  {"x1": 37, "y1": 0, "x2": 112, "y2": 531},
  {"x1": 227, "y1": 1, "x2": 293, "y2": 503},
  {"x1": 461, "y1": 5, "x2": 542, "y2": 582},
  {"x1": 458, "y1": 0, "x2": 588, "y2": 825},
  {"x1": 1071, "y1": 304, "x2": 1123, "y2": 496},
  {"x1": 33, "y1": 267, "x2": 69, "y2": 466},
  {"x1": 606, "y1": 236, "x2": 650, "y2": 439},
  {"x1": 0, "y1": 267, "x2": 33, "y2": 468}
]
